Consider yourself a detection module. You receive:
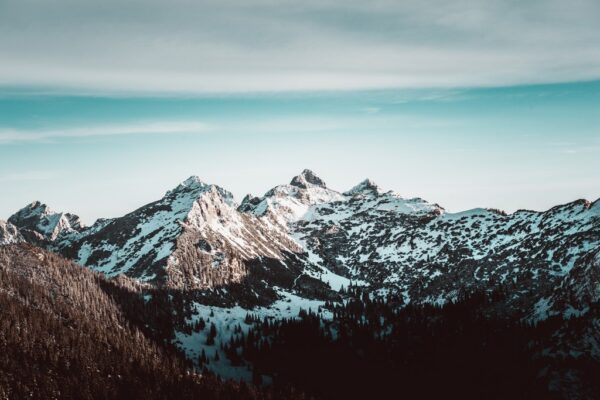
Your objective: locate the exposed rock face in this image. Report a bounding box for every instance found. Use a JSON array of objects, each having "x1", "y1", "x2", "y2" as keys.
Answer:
[
  {"x1": 40, "y1": 176, "x2": 303, "y2": 293},
  {"x1": 343, "y1": 179, "x2": 383, "y2": 196},
  {"x1": 0, "y1": 220, "x2": 23, "y2": 245},
  {"x1": 8, "y1": 201, "x2": 83, "y2": 241},
  {"x1": 290, "y1": 169, "x2": 327, "y2": 189}
]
